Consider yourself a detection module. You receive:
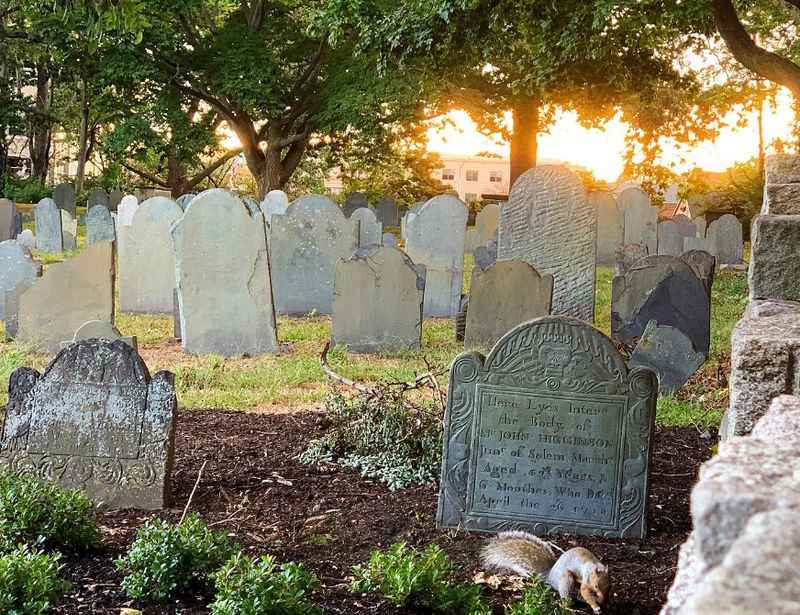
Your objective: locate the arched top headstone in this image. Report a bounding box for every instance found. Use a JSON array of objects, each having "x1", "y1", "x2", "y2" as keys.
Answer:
[
  {"x1": 286, "y1": 194, "x2": 345, "y2": 220},
  {"x1": 34, "y1": 198, "x2": 62, "y2": 253},
  {"x1": 707, "y1": 213, "x2": 743, "y2": 265},
  {"x1": 342, "y1": 192, "x2": 369, "y2": 217}
]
